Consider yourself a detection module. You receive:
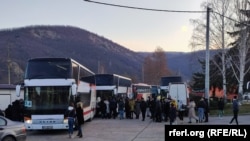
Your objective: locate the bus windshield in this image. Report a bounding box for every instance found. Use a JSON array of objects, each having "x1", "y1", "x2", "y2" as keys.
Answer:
[
  {"x1": 95, "y1": 74, "x2": 114, "y2": 85},
  {"x1": 161, "y1": 76, "x2": 182, "y2": 86},
  {"x1": 24, "y1": 86, "x2": 72, "y2": 114},
  {"x1": 25, "y1": 59, "x2": 71, "y2": 79}
]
